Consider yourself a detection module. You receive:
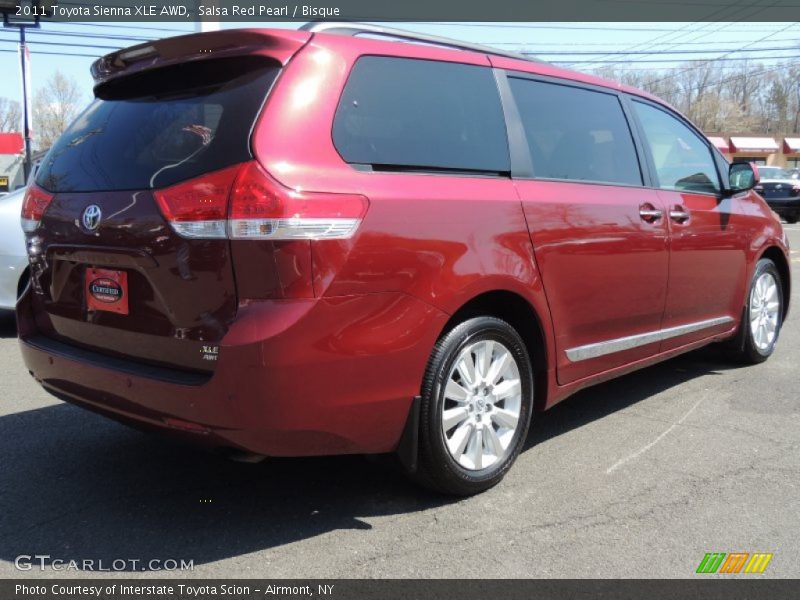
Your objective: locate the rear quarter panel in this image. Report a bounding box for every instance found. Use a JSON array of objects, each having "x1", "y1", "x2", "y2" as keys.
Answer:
[
  {"x1": 252, "y1": 36, "x2": 553, "y2": 314},
  {"x1": 252, "y1": 35, "x2": 557, "y2": 401}
]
